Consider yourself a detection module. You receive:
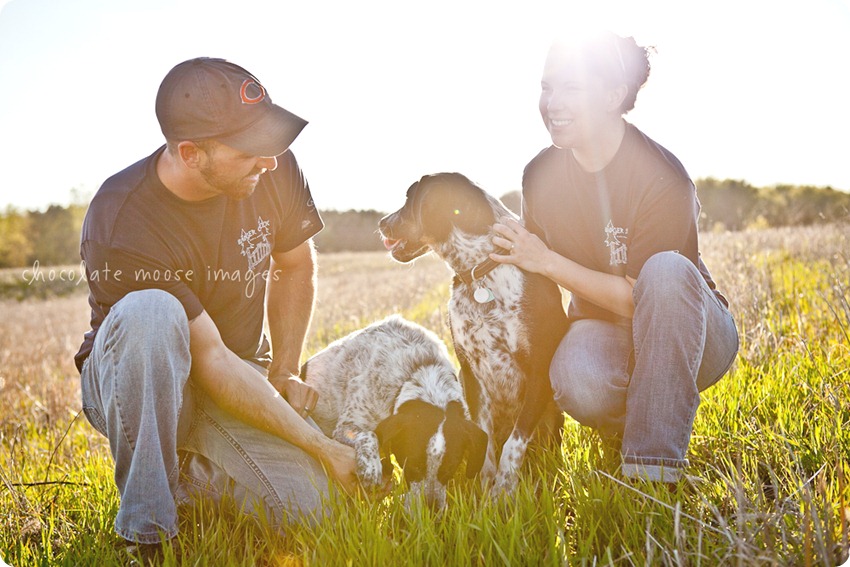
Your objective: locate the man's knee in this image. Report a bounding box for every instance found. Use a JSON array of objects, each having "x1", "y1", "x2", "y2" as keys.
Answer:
[
  {"x1": 109, "y1": 290, "x2": 190, "y2": 351},
  {"x1": 114, "y1": 289, "x2": 187, "y2": 323}
]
